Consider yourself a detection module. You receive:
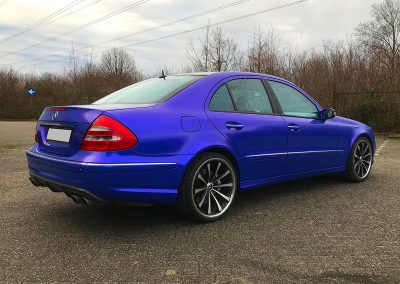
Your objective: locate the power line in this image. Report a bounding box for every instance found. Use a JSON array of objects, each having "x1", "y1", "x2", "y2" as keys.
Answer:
[
  {"x1": 1, "y1": 0, "x2": 147, "y2": 56},
  {"x1": 1, "y1": 0, "x2": 104, "y2": 56},
  {"x1": 113, "y1": 0, "x2": 309, "y2": 52},
  {"x1": 9, "y1": 0, "x2": 309, "y2": 69},
  {"x1": 0, "y1": 0, "x2": 86, "y2": 44},
  {"x1": 10, "y1": 0, "x2": 309, "y2": 68},
  {"x1": 31, "y1": 0, "x2": 104, "y2": 32},
  {"x1": 1, "y1": 0, "x2": 249, "y2": 66},
  {"x1": 46, "y1": 0, "x2": 150, "y2": 40},
  {"x1": 3, "y1": 0, "x2": 248, "y2": 60},
  {"x1": 79, "y1": 0, "x2": 250, "y2": 52}
]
